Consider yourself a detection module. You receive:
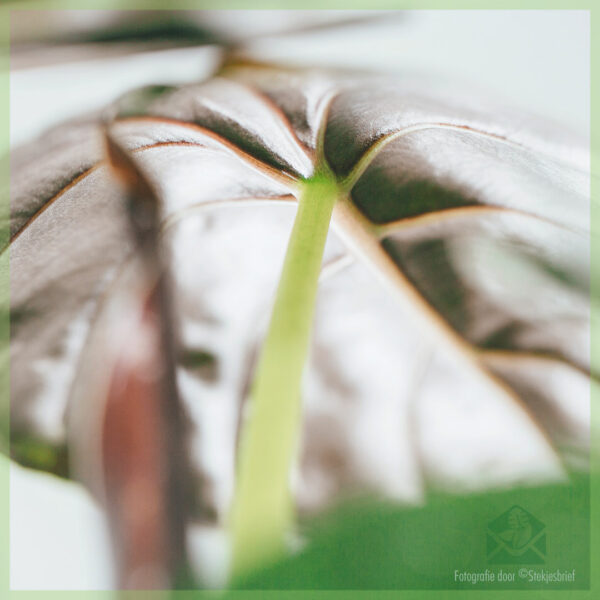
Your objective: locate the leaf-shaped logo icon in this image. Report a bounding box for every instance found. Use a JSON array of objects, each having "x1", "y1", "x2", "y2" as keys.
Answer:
[
  {"x1": 500, "y1": 507, "x2": 533, "y2": 549},
  {"x1": 487, "y1": 504, "x2": 546, "y2": 564}
]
